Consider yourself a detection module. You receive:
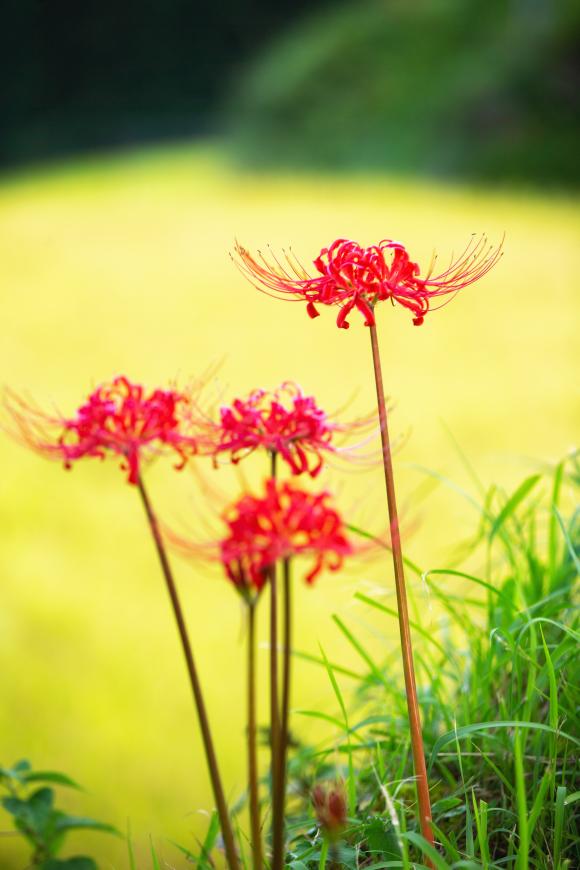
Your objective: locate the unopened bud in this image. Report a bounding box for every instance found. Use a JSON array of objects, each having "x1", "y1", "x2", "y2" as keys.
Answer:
[{"x1": 311, "y1": 782, "x2": 347, "y2": 836}]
